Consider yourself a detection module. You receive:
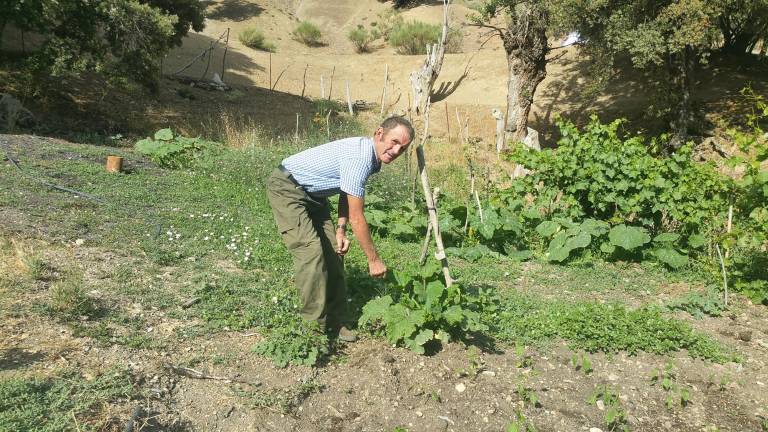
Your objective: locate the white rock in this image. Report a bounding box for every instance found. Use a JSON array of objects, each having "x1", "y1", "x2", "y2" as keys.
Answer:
[
  {"x1": 481, "y1": 370, "x2": 496, "y2": 377},
  {"x1": 590, "y1": 428, "x2": 604, "y2": 432},
  {"x1": 455, "y1": 383, "x2": 466, "y2": 393},
  {"x1": 75, "y1": 238, "x2": 85, "y2": 246},
  {"x1": 596, "y1": 400, "x2": 605, "y2": 411}
]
